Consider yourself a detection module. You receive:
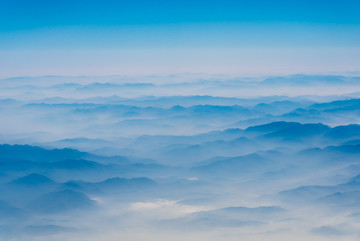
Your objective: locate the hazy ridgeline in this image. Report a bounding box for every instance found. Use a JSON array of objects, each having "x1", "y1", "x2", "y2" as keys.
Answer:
[{"x1": 1, "y1": 74, "x2": 360, "y2": 241}]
